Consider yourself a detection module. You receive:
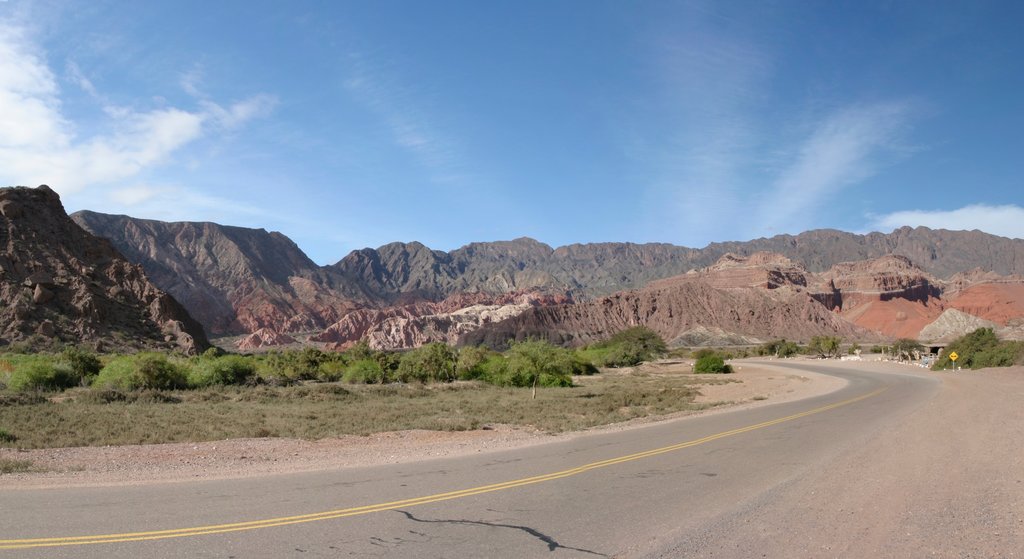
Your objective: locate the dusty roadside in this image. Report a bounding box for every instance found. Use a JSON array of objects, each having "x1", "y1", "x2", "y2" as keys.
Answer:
[{"x1": 0, "y1": 360, "x2": 844, "y2": 489}]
